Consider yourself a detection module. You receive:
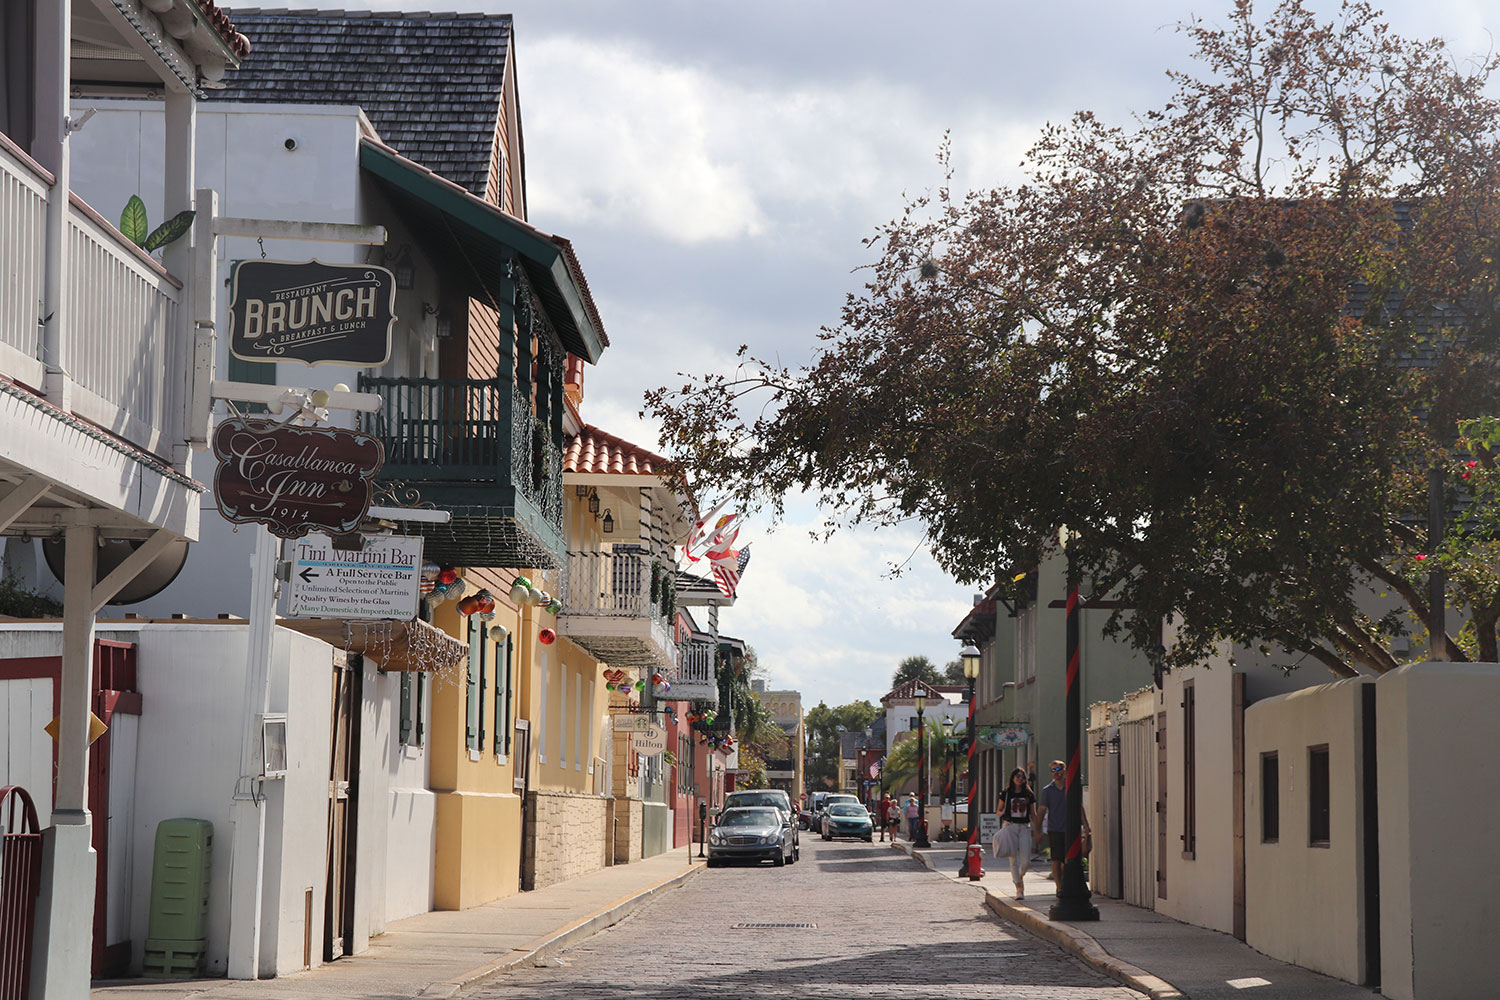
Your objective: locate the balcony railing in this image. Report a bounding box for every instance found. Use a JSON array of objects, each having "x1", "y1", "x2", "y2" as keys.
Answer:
[
  {"x1": 665, "y1": 638, "x2": 718, "y2": 705},
  {"x1": 561, "y1": 550, "x2": 666, "y2": 621},
  {"x1": 1, "y1": 134, "x2": 182, "y2": 456}
]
